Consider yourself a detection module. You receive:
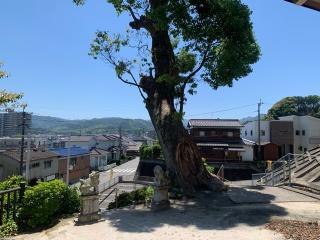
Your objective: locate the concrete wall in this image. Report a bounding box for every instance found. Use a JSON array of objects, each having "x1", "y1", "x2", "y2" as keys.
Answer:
[
  {"x1": 240, "y1": 145, "x2": 254, "y2": 161},
  {"x1": 241, "y1": 121, "x2": 270, "y2": 143},
  {"x1": 0, "y1": 154, "x2": 19, "y2": 181}
]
